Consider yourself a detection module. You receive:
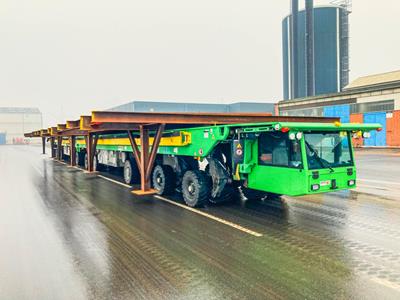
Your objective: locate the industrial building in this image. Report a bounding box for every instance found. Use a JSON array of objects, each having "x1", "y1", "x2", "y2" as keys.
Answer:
[
  {"x1": 283, "y1": 0, "x2": 351, "y2": 100},
  {"x1": 0, "y1": 107, "x2": 42, "y2": 144},
  {"x1": 278, "y1": 70, "x2": 400, "y2": 147},
  {"x1": 109, "y1": 101, "x2": 275, "y2": 114}
]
